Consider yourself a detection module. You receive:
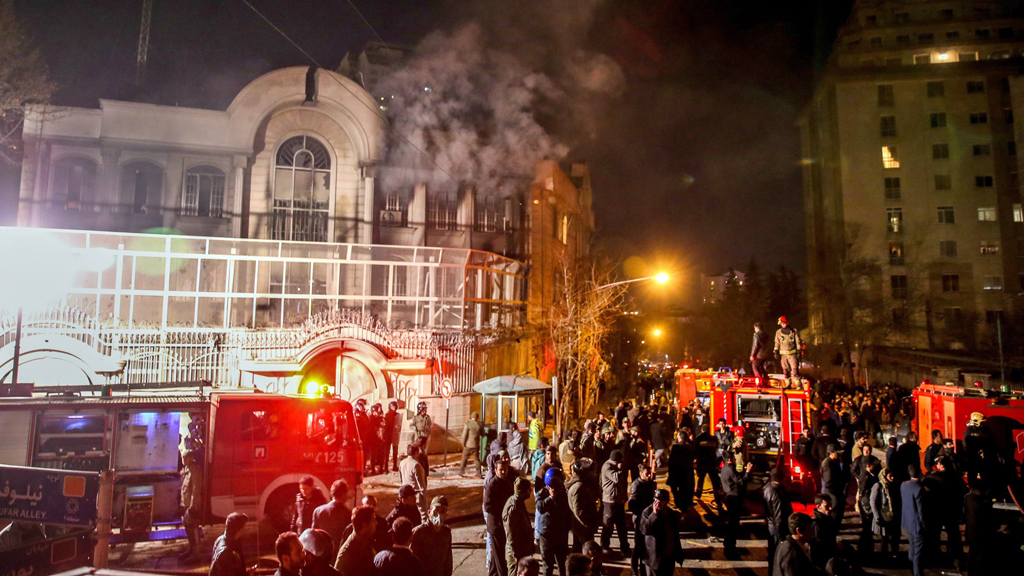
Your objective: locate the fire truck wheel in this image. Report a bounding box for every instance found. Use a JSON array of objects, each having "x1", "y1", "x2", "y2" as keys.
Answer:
[{"x1": 264, "y1": 485, "x2": 299, "y2": 533}]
